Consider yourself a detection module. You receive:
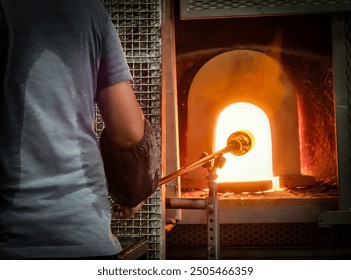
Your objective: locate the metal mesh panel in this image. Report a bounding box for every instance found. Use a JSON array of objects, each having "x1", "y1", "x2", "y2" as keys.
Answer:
[
  {"x1": 187, "y1": 0, "x2": 351, "y2": 10},
  {"x1": 181, "y1": 0, "x2": 351, "y2": 19},
  {"x1": 166, "y1": 223, "x2": 351, "y2": 247},
  {"x1": 96, "y1": 0, "x2": 163, "y2": 259}
]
